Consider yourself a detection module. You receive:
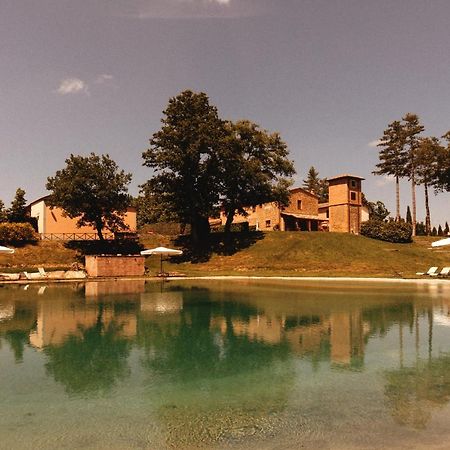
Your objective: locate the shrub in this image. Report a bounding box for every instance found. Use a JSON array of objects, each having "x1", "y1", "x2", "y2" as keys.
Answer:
[
  {"x1": 0, "y1": 222, "x2": 38, "y2": 244},
  {"x1": 361, "y1": 219, "x2": 412, "y2": 243}
]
